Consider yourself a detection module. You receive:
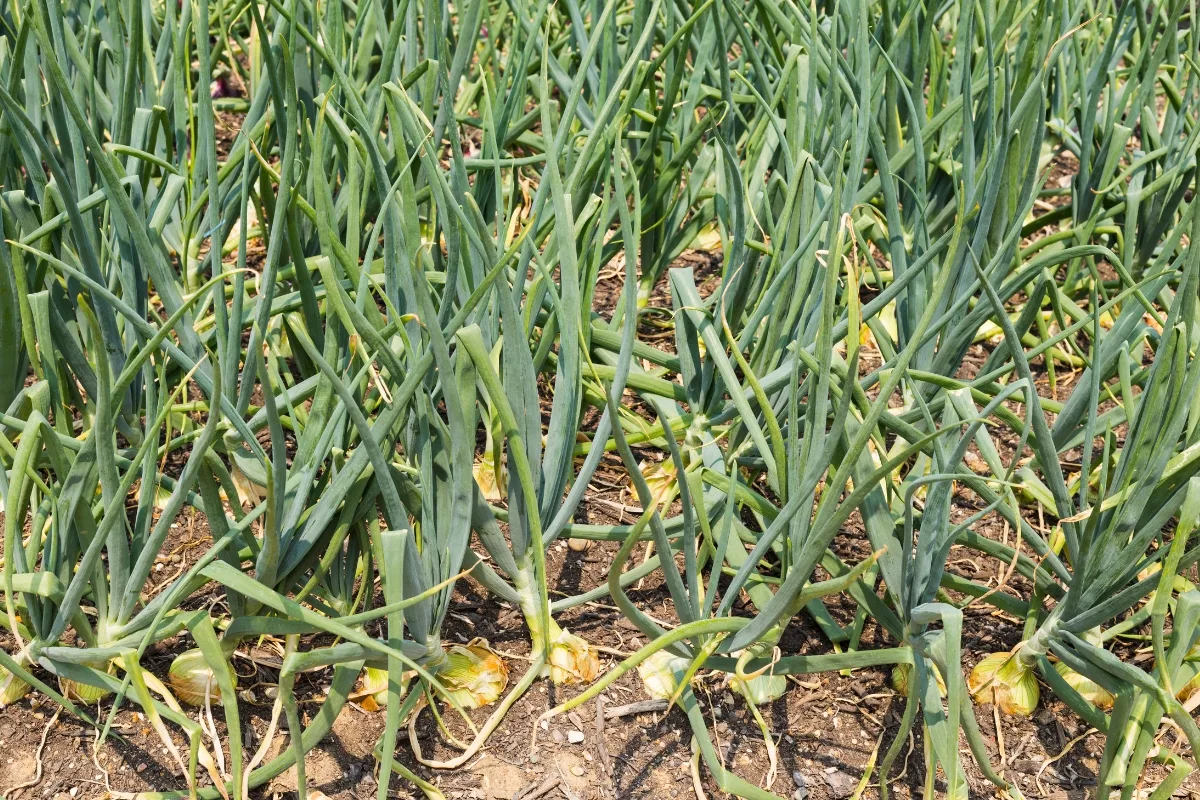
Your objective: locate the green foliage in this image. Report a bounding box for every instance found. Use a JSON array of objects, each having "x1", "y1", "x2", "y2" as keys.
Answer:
[{"x1": 3, "y1": 0, "x2": 1200, "y2": 796}]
